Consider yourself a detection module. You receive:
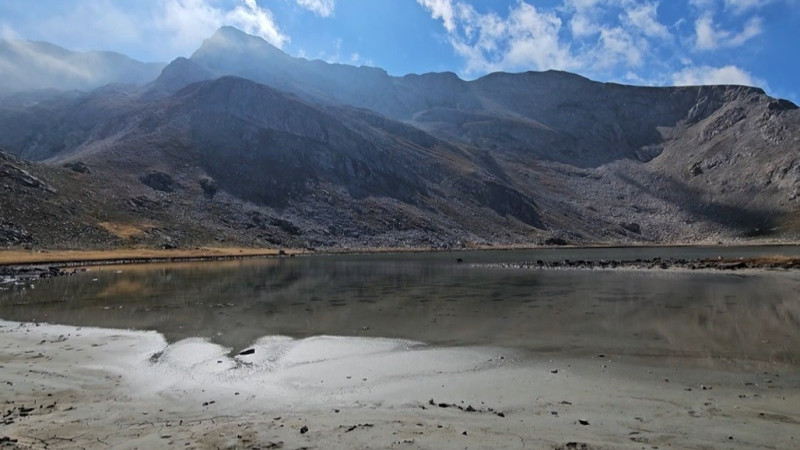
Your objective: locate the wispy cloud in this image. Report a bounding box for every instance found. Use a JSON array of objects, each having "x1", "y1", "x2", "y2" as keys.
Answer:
[
  {"x1": 724, "y1": 0, "x2": 772, "y2": 13},
  {"x1": 417, "y1": 0, "x2": 679, "y2": 76},
  {"x1": 156, "y1": 0, "x2": 288, "y2": 56},
  {"x1": 417, "y1": 0, "x2": 777, "y2": 94},
  {"x1": 672, "y1": 64, "x2": 765, "y2": 87},
  {"x1": 0, "y1": 39, "x2": 95, "y2": 82},
  {"x1": 623, "y1": 2, "x2": 671, "y2": 38},
  {"x1": 694, "y1": 14, "x2": 762, "y2": 50},
  {"x1": 30, "y1": 0, "x2": 144, "y2": 54},
  {"x1": 295, "y1": 0, "x2": 335, "y2": 17},
  {"x1": 417, "y1": 0, "x2": 576, "y2": 74}
]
